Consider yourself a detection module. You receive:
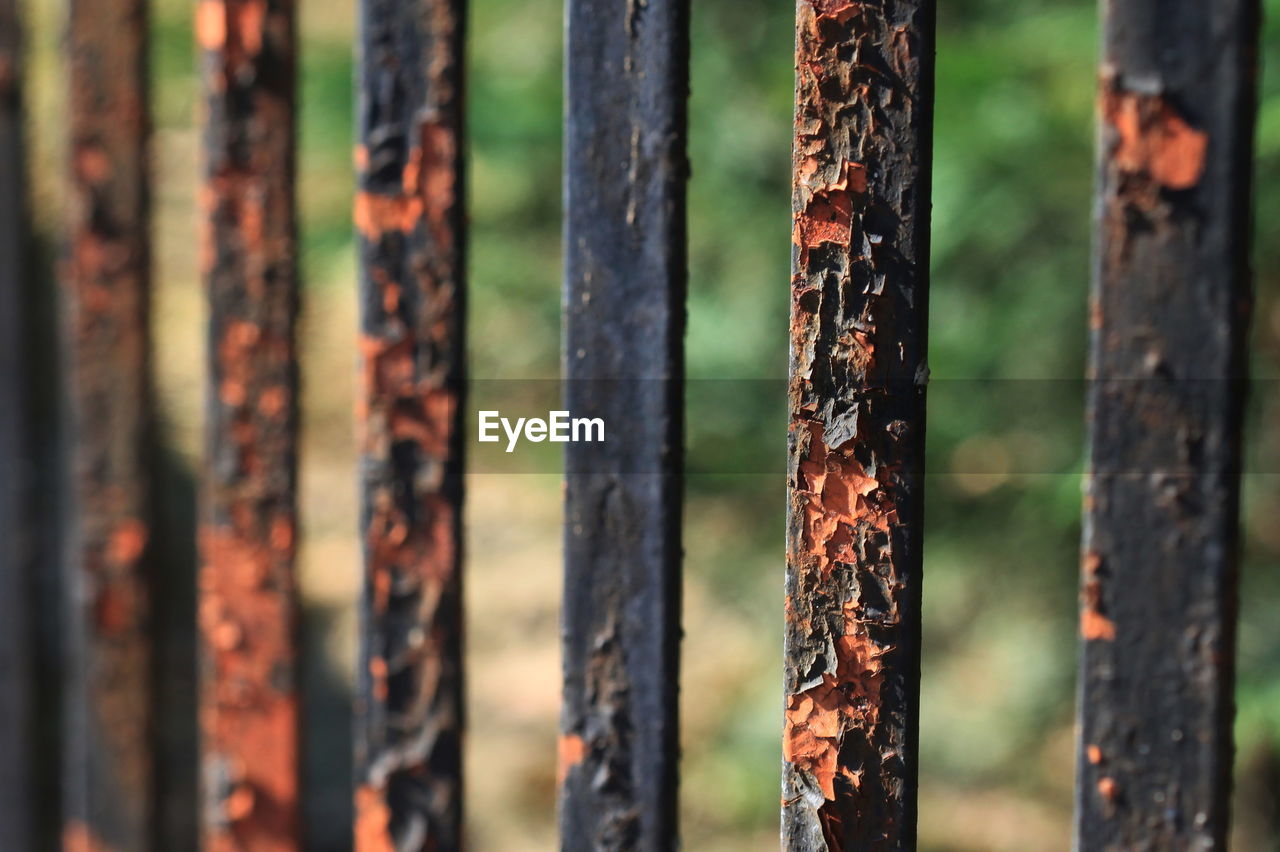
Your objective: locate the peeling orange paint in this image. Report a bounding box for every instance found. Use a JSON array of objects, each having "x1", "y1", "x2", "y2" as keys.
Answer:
[
  {"x1": 106, "y1": 518, "x2": 148, "y2": 566},
  {"x1": 355, "y1": 786, "x2": 396, "y2": 852},
  {"x1": 195, "y1": 0, "x2": 226, "y2": 50},
  {"x1": 558, "y1": 733, "x2": 588, "y2": 785},
  {"x1": 1103, "y1": 87, "x2": 1207, "y2": 190},
  {"x1": 62, "y1": 821, "x2": 114, "y2": 852},
  {"x1": 1081, "y1": 551, "x2": 1115, "y2": 641}
]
